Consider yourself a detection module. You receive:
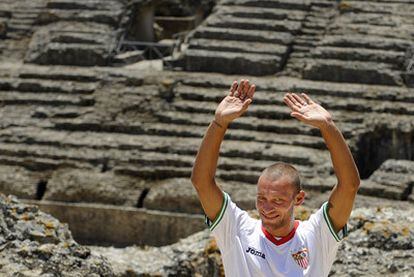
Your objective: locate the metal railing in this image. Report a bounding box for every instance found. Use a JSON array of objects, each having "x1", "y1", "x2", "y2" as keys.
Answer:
[{"x1": 115, "y1": 35, "x2": 181, "y2": 68}]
